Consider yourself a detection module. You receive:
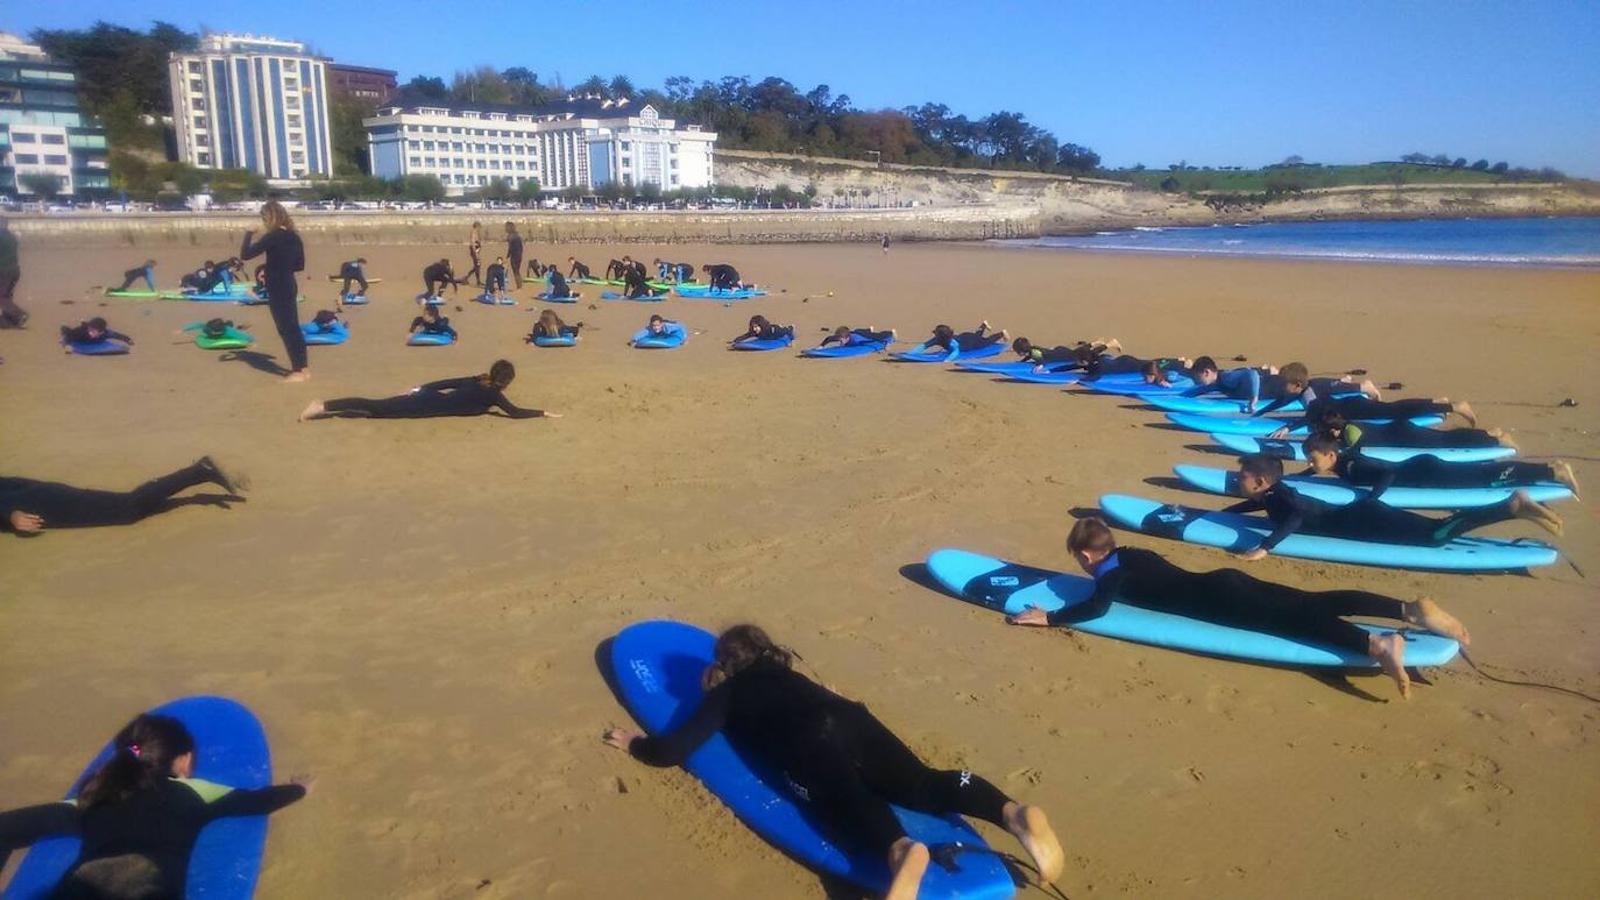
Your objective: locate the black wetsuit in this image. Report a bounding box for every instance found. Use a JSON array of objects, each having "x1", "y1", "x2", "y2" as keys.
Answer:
[
  {"x1": 0, "y1": 779, "x2": 303, "y2": 896},
  {"x1": 322, "y1": 376, "x2": 545, "y2": 420},
  {"x1": 569, "y1": 261, "x2": 591, "y2": 280},
  {"x1": 705, "y1": 264, "x2": 740, "y2": 290},
  {"x1": 623, "y1": 268, "x2": 659, "y2": 299},
  {"x1": 1314, "y1": 455, "x2": 1561, "y2": 497},
  {"x1": 927, "y1": 325, "x2": 1002, "y2": 354},
  {"x1": 627, "y1": 660, "x2": 1011, "y2": 854},
  {"x1": 60, "y1": 324, "x2": 132, "y2": 345},
  {"x1": 1082, "y1": 354, "x2": 1183, "y2": 379},
  {"x1": 0, "y1": 462, "x2": 223, "y2": 532},
  {"x1": 1046, "y1": 548, "x2": 1400, "y2": 654},
  {"x1": 0, "y1": 228, "x2": 22, "y2": 328},
  {"x1": 181, "y1": 268, "x2": 214, "y2": 292},
  {"x1": 821, "y1": 328, "x2": 893, "y2": 347},
  {"x1": 465, "y1": 237, "x2": 483, "y2": 286},
  {"x1": 338, "y1": 260, "x2": 368, "y2": 295},
  {"x1": 506, "y1": 233, "x2": 524, "y2": 288},
  {"x1": 673, "y1": 262, "x2": 693, "y2": 282},
  {"x1": 604, "y1": 260, "x2": 629, "y2": 281},
  {"x1": 1019, "y1": 345, "x2": 1085, "y2": 369},
  {"x1": 409, "y1": 315, "x2": 457, "y2": 339},
  {"x1": 422, "y1": 263, "x2": 456, "y2": 297},
  {"x1": 240, "y1": 229, "x2": 307, "y2": 371},
  {"x1": 1226, "y1": 482, "x2": 1522, "y2": 550},
  {"x1": 1343, "y1": 421, "x2": 1500, "y2": 449},
  {"x1": 115, "y1": 265, "x2": 155, "y2": 293},
  {"x1": 546, "y1": 272, "x2": 572, "y2": 299},
  {"x1": 485, "y1": 264, "x2": 507, "y2": 294},
  {"x1": 734, "y1": 323, "x2": 794, "y2": 343},
  {"x1": 533, "y1": 321, "x2": 580, "y2": 340}
]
